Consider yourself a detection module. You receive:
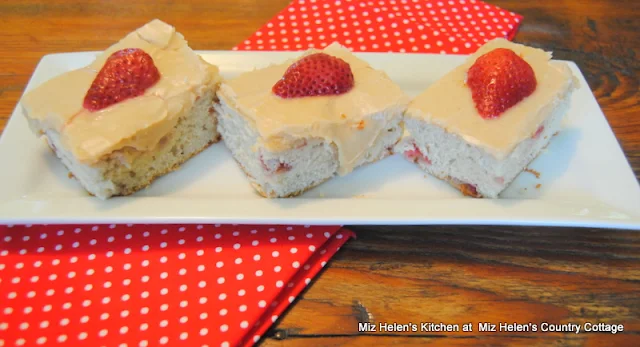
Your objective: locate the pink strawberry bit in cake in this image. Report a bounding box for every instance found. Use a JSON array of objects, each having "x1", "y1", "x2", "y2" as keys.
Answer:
[
  {"x1": 403, "y1": 143, "x2": 431, "y2": 165},
  {"x1": 83, "y1": 48, "x2": 161, "y2": 112},
  {"x1": 532, "y1": 125, "x2": 545, "y2": 139},
  {"x1": 272, "y1": 53, "x2": 355, "y2": 98},
  {"x1": 259, "y1": 154, "x2": 292, "y2": 175},
  {"x1": 467, "y1": 48, "x2": 537, "y2": 119}
]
